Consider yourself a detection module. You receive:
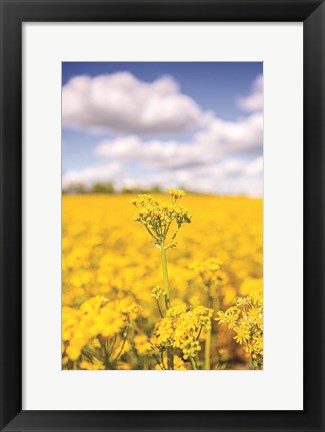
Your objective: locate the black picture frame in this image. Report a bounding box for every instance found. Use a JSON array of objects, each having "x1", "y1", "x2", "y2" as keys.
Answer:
[{"x1": 0, "y1": 0, "x2": 324, "y2": 431}]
